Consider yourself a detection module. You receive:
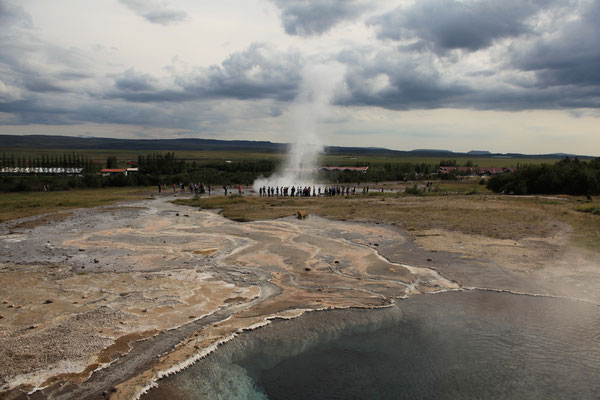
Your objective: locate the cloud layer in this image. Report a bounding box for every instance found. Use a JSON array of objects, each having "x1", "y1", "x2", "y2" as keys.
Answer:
[{"x1": 0, "y1": 0, "x2": 598, "y2": 153}]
